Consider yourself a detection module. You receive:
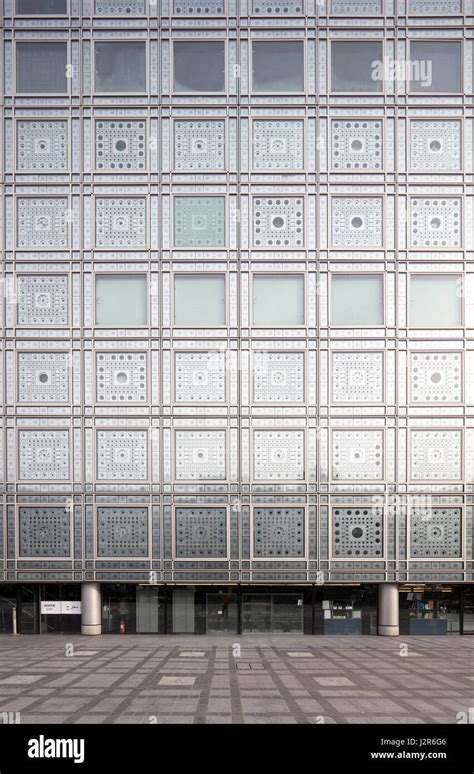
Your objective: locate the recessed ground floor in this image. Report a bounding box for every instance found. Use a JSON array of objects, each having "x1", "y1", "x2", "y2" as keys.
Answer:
[
  {"x1": 0, "y1": 634, "x2": 473, "y2": 724},
  {"x1": 1, "y1": 583, "x2": 473, "y2": 636}
]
